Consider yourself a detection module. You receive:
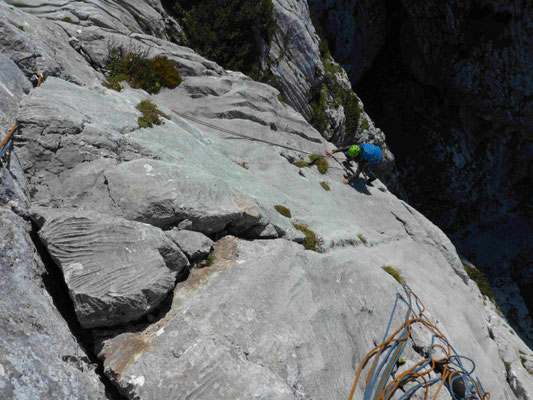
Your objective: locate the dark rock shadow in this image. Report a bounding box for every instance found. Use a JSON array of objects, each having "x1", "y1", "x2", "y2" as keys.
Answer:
[{"x1": 347, "y1": 176, "x2": 371, "y2": 195}]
